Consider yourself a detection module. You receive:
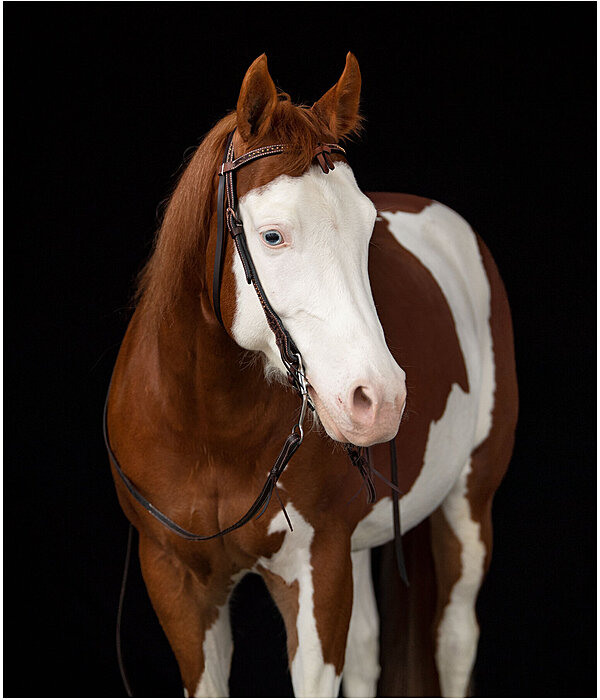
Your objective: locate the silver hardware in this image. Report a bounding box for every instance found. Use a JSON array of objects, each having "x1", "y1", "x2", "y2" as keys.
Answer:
[
  {"x1": 295, "y1": 353, "x2": 309, "y2": 395},
  {"x1": 291, "y1": 353, "x2": 312, "y2": 443},
  {"x1": 292, "y1": 391, "x2": 309, "y2": 443}
]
